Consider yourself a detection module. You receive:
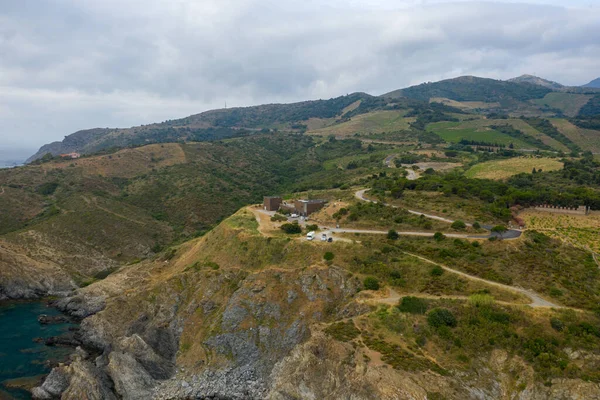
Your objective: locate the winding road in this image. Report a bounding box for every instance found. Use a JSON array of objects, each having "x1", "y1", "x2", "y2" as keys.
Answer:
[
  {"x1": 401, "y1": 252, "x2": 559, "y2": 308},
  {"x1": 250, "y1": 207, "x2": 558, "y2": 309},
  {"x1": 354, "y1": 189, "x2": 522, "y2": 240}
]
